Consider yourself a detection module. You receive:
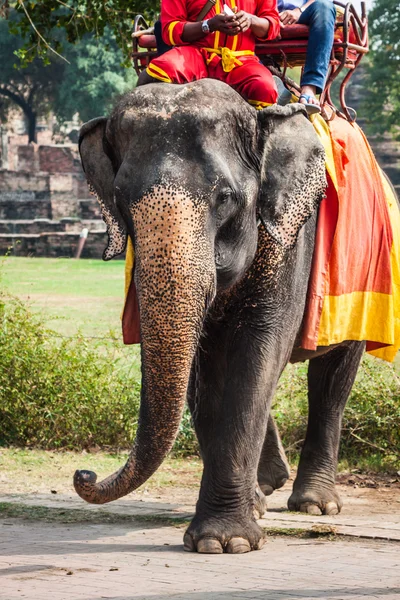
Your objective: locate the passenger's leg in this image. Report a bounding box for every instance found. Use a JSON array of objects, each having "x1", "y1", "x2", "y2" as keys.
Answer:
[
  {"x1": 224, "y1": 59, "x2": 278, "y2": 108},
  {"x1": 298, "y1": 0, "x2": 336, "y2": 105},
  {"x1": 145, "y1": 46, "x2": 208, "y2": 84}
]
